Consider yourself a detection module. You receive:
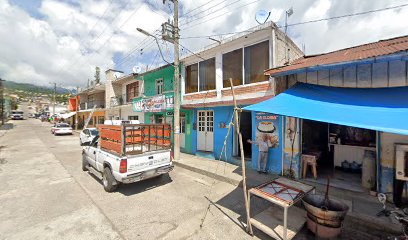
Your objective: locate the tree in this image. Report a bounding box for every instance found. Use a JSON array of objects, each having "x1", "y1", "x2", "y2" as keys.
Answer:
[{"x1": 94, "y1": 66, "x2": 100, "y2": 84}]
